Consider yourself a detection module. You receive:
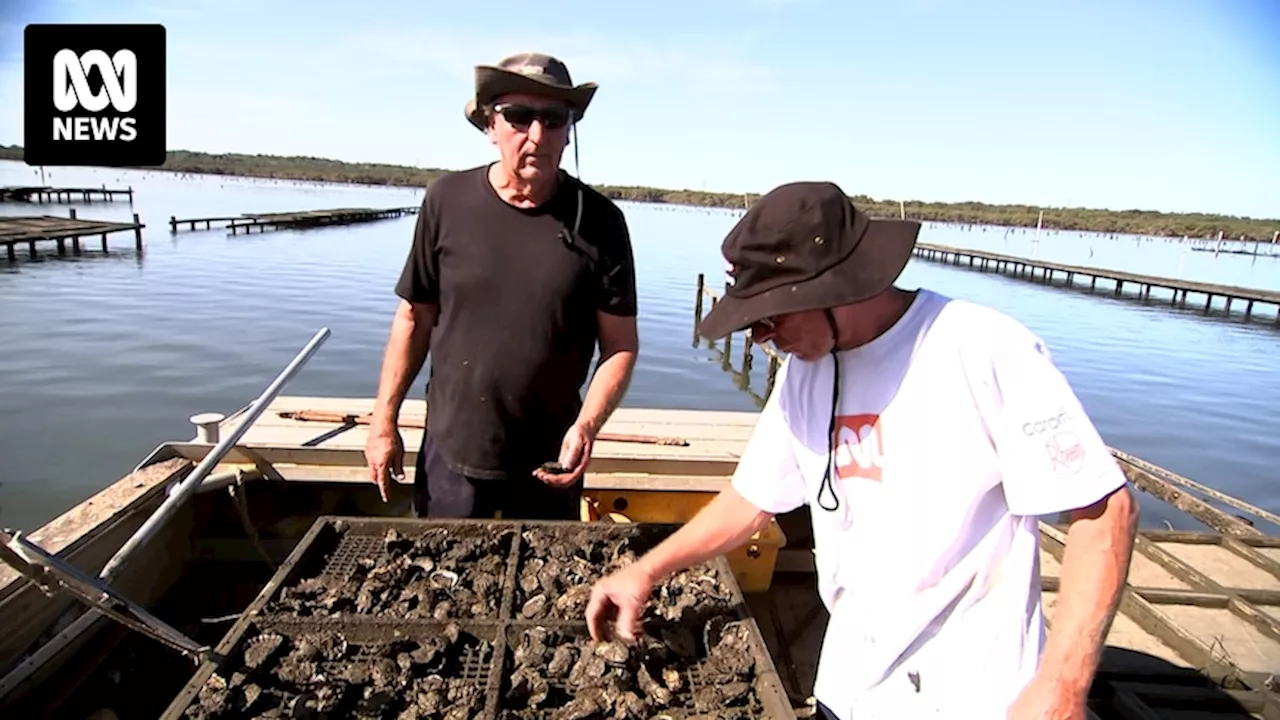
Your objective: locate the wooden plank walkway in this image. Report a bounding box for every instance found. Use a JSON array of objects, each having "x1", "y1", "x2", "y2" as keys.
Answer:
[
  {"x1": 914, "y1": 242, "x2": 1280, "y2": 324},
  {"x1": 0, "y1": 185, "x2": 133, "y2": 203},
  {"x1": 196, "y1": 395, "x2": 1280, "y2": 718},
  {"x1": 169, "y1": 206, "x2": 418, "y2": 235},
  {"x1": 0, "y1": 211, "x2": 144, "y2": 262}
]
